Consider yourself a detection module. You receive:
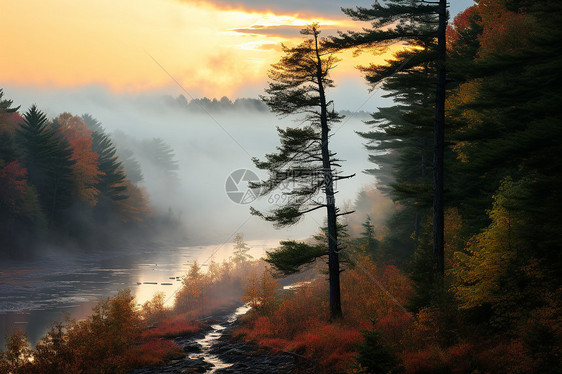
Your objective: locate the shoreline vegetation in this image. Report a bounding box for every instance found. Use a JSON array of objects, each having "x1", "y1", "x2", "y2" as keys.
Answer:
[
  {"x1": 0, "y1": 250, "x2": 256, "y2": 373},
  {"x1": 3, "y1": 230, "x2": 558, "y2": 373}
]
